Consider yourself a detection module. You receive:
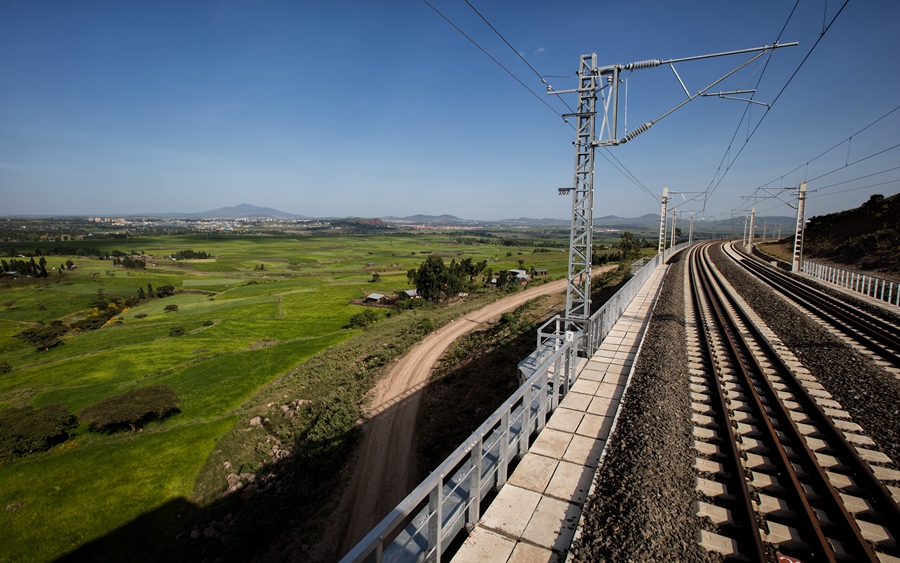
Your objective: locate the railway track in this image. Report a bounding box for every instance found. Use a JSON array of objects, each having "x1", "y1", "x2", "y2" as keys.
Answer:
[
  {"x1": 687, "y1": 242, "x2": 900, "y2": 562},
  {"x1": 723, "y1": 243, "x2": 900, "y2": 377}
]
